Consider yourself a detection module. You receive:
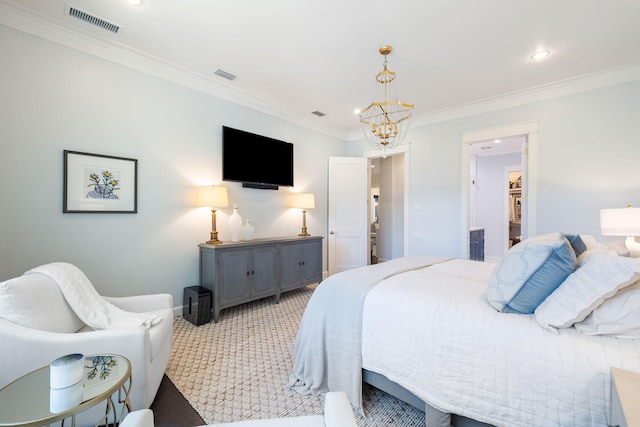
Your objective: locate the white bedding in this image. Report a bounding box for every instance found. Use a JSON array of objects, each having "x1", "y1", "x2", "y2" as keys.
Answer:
[{"x1": 361, "y1": 259, "x2": 640, "y2": 426}]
